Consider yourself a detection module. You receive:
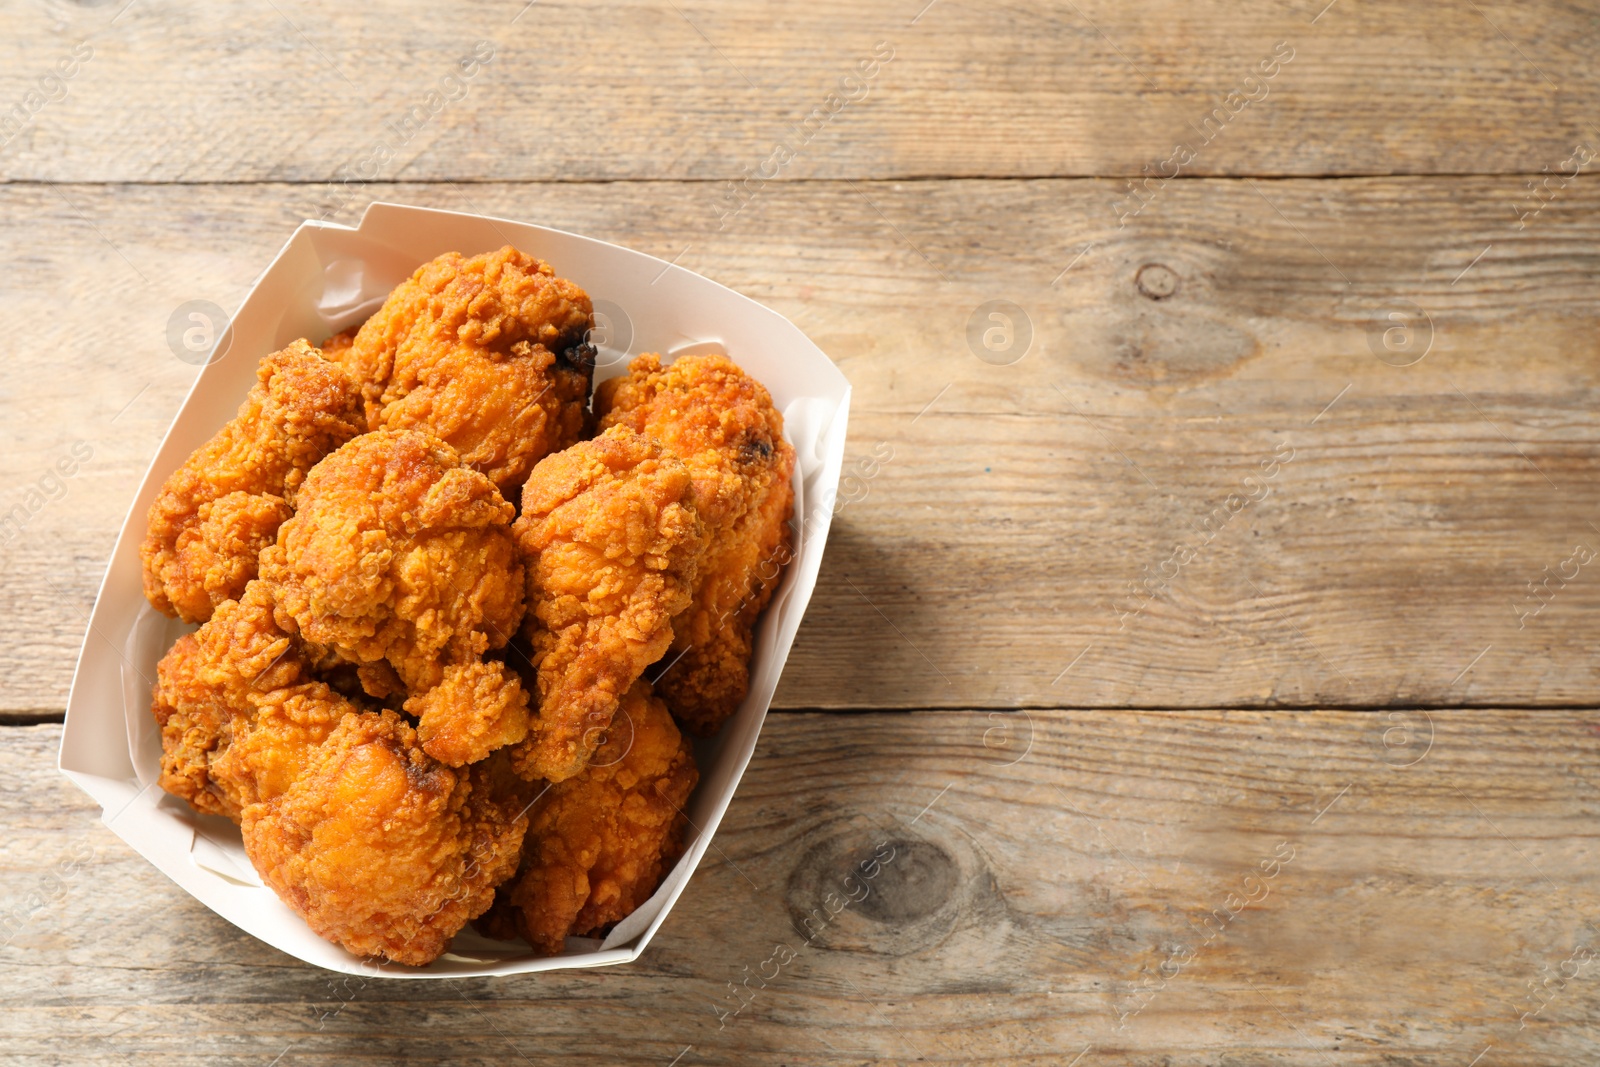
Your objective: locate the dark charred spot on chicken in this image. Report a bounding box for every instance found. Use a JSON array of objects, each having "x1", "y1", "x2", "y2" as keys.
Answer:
[
  {"x1": 558, "y1": 341, "x2": 597, "y2": 376},
  {"x1": 738, "y1": 434, "x2": 773, "y2": 465}
]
